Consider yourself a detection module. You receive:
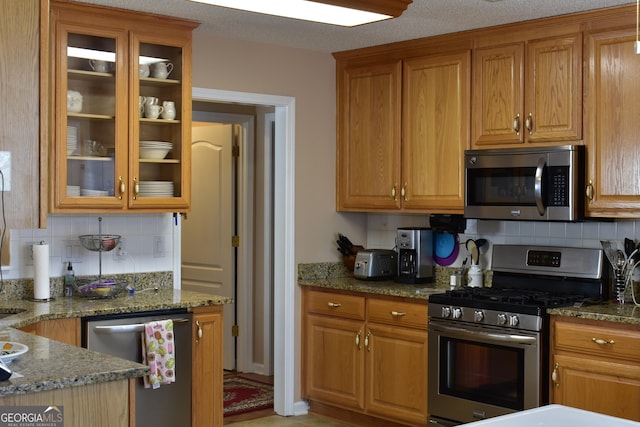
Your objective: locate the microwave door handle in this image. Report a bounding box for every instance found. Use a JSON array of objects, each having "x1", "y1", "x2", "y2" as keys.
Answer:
[{"x1": 534, "y1": 157, "x2": 546, "y2": 216}]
